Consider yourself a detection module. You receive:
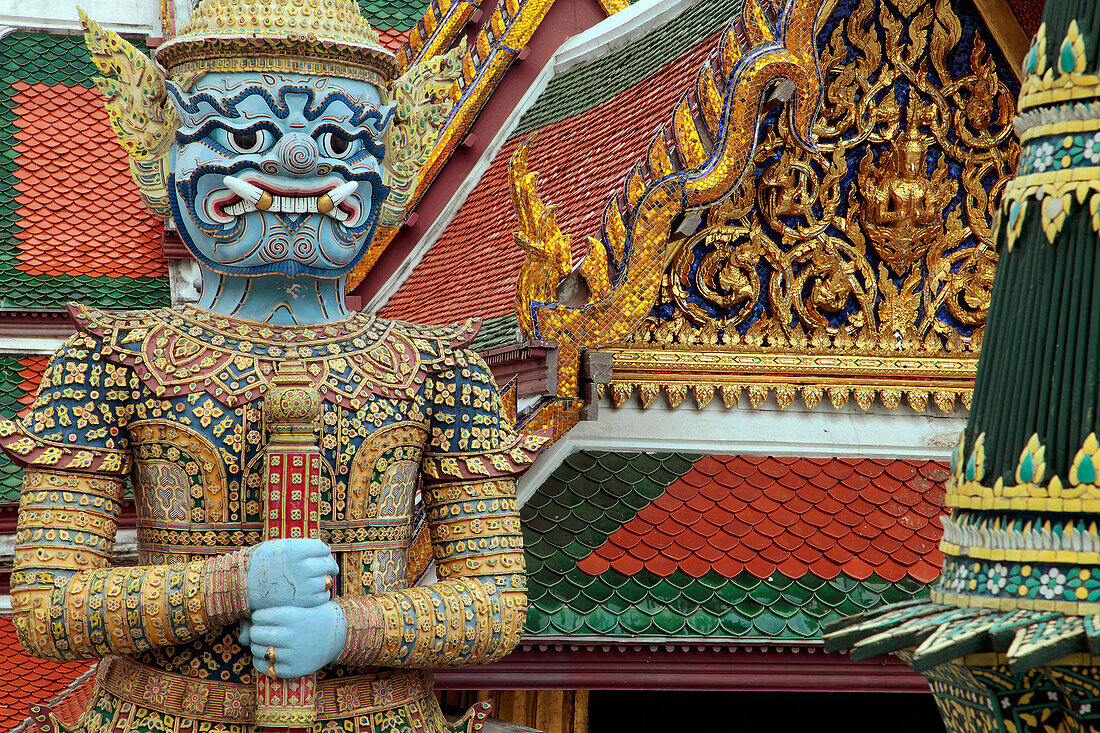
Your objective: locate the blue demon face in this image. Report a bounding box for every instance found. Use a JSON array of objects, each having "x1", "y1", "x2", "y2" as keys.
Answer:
[{"x1": 167, "y1": 73, "x2": 392, "y2": 278}]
